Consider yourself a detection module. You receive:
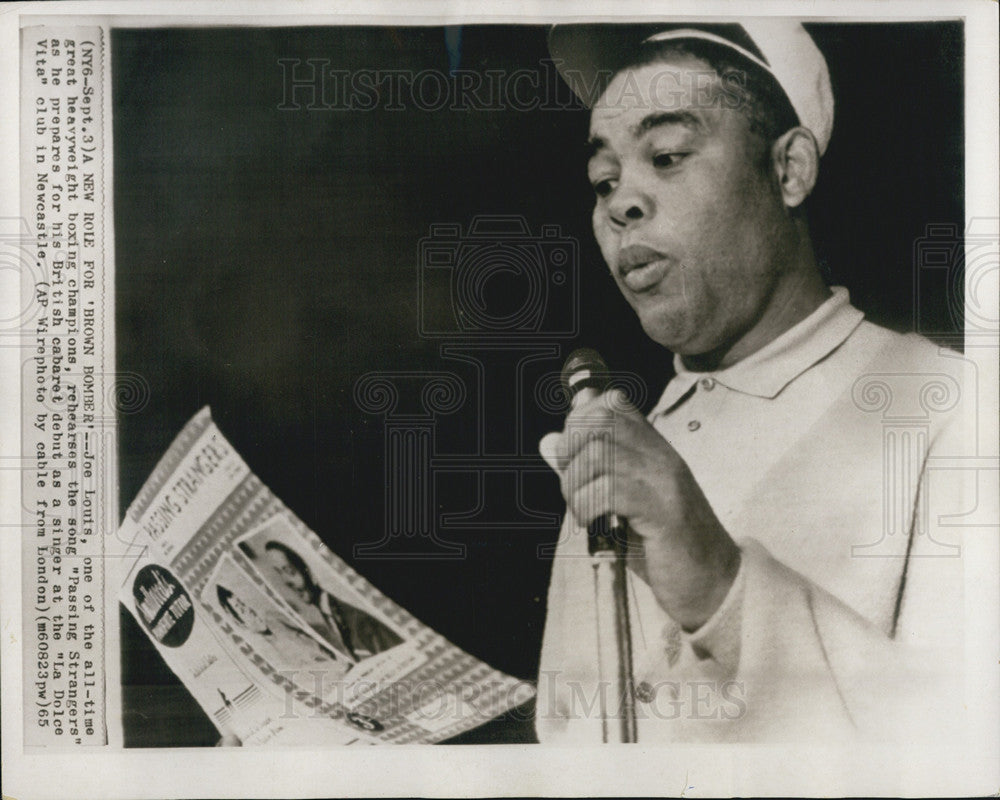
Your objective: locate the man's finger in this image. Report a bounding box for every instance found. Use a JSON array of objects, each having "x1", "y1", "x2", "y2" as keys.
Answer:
[
  {"x1": 563, "y1": 435, "x2": 615, "y2": 495},
  {"x1": 602, "y1": 387, "x2": 644, "y2": 419},
  {"x1": 539, "y1": 431, "x2": 566, "y2": 473},
  {"x1": 567, "y1": 474, "x2": 614, "y2": 527},
  {"x1": 565, "y1": 388, "x2": 641, "y2": 428}
]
